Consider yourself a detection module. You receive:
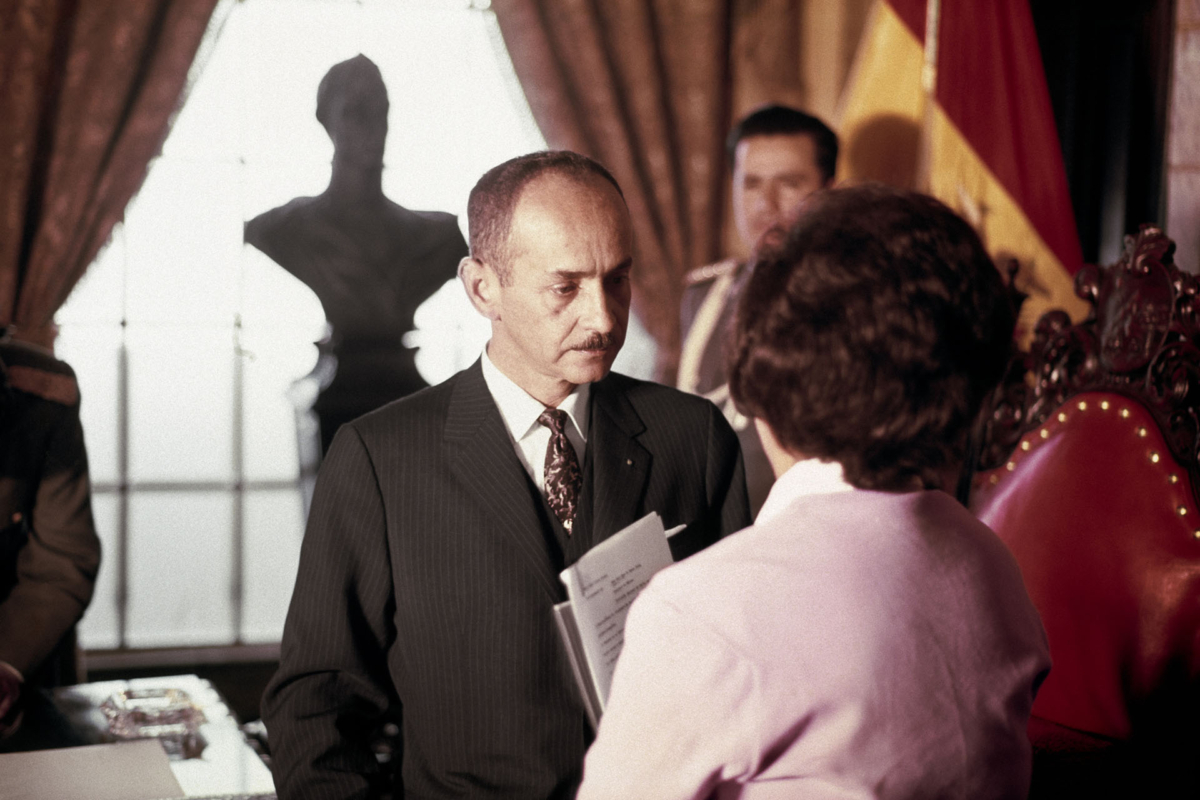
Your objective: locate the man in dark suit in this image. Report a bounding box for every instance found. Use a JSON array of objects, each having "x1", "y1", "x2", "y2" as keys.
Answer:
[{"x1": 261, "y1": 151, "x2": 750, "y2": 799}]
